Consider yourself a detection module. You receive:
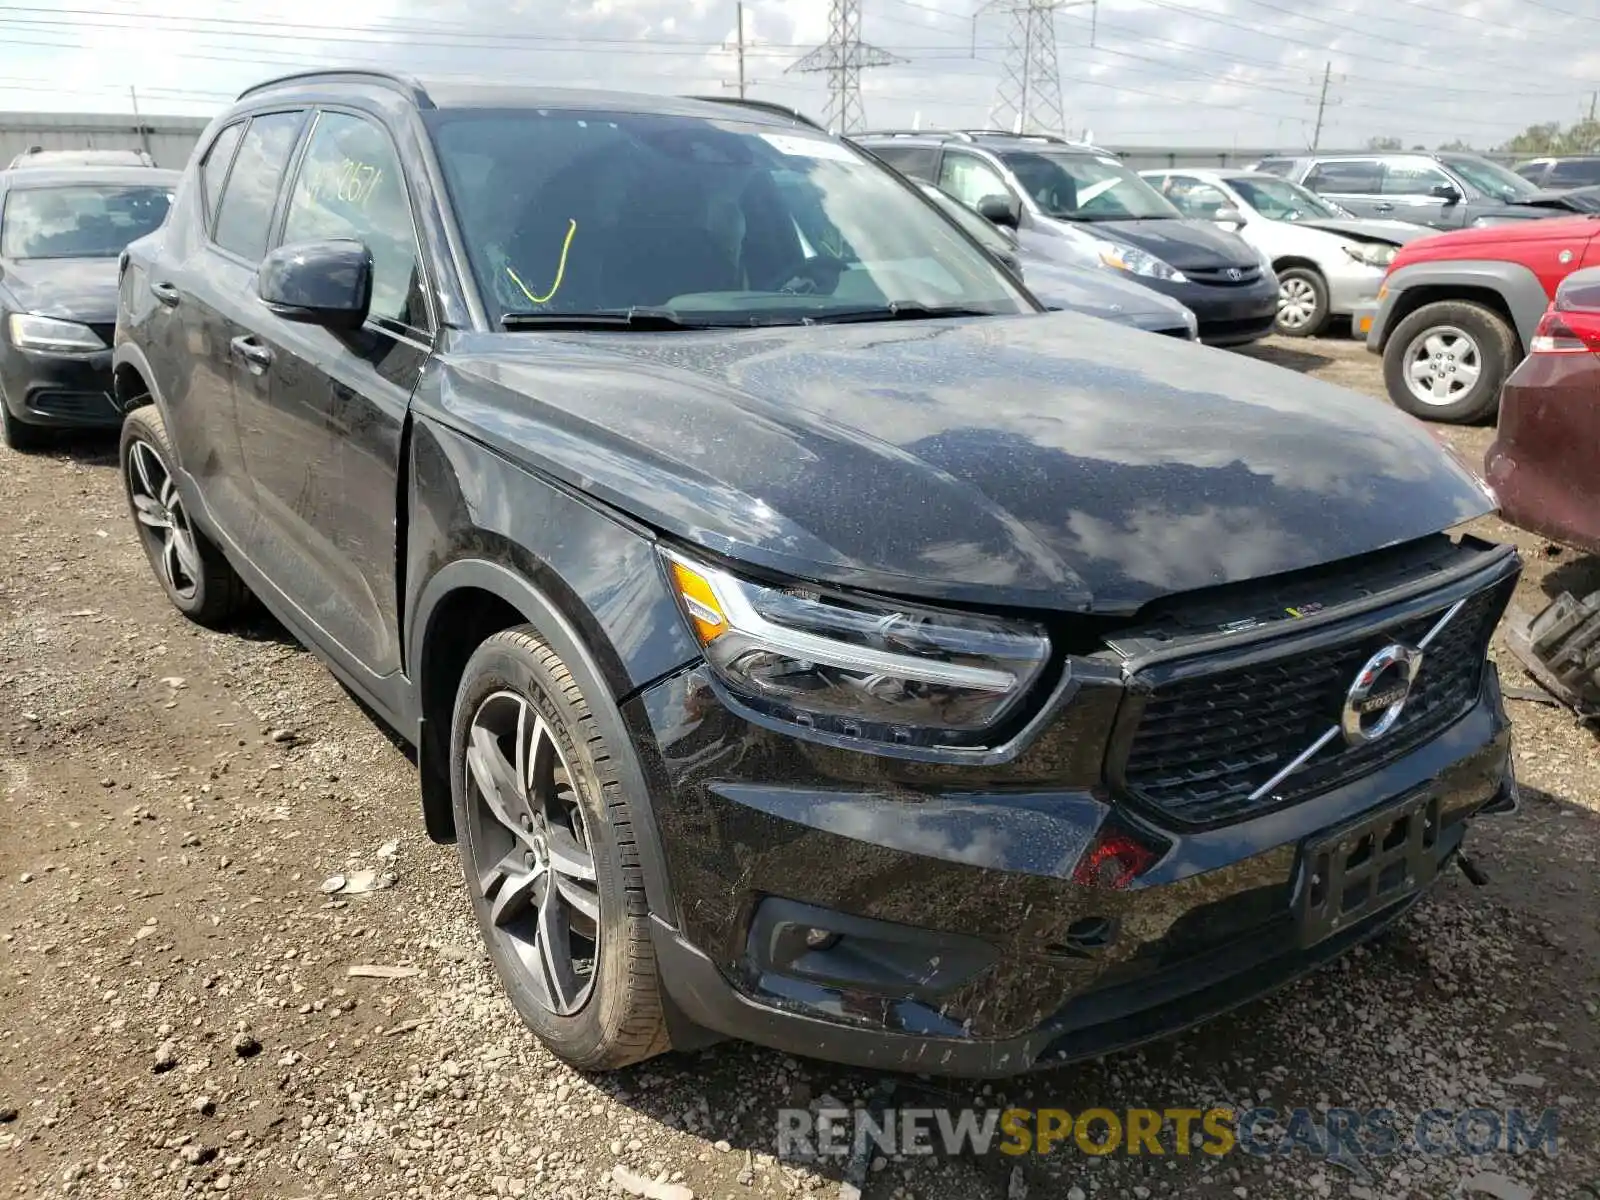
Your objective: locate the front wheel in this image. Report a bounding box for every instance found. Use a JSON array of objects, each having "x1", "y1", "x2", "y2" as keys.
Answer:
[
  {"x1": 1274, "y1": 267, "x2": 1331, "y2": 337},
  {"x1": 450, "y1": 628, "x2": 669, "y2": 1070},
  {"x1": 1382, "y1": 300, "x2": 1514, "y2": 423}
]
